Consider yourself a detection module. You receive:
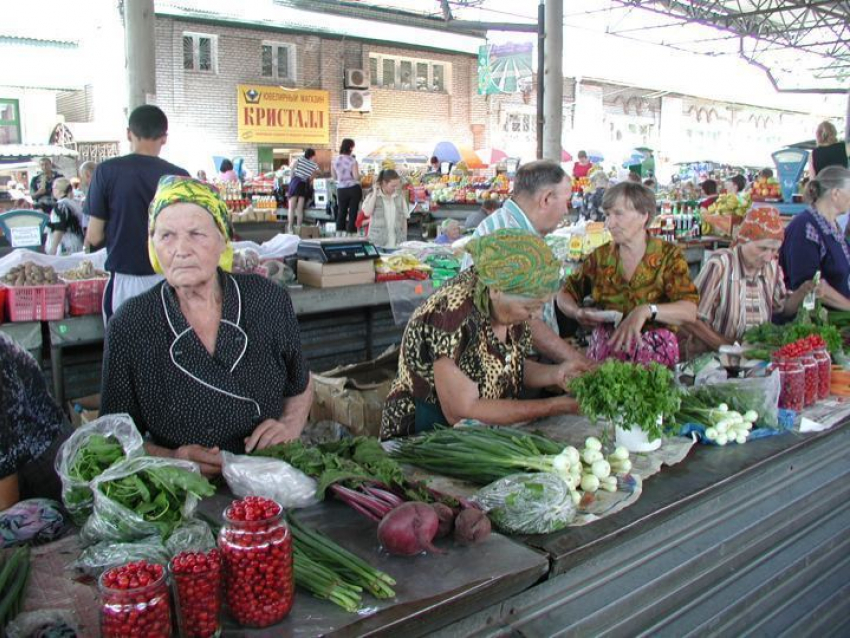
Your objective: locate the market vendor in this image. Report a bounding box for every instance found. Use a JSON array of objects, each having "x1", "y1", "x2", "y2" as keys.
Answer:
[
  {"x1": 557, "y1": 181, "x2": 698, "y2": 367},
  {"x1": 780, "y1": 166, "x2": 850, "y2": 311},
  {"x1": 100, "y1": 176, "x2": 313, "y2": 476},
  {"x1": 0, "y1": 333, "x2": 71, "y2": 509},
  {"x1": 435, "y1": 219, "x2": 463, "y2": 244},
  {"x1": 685, "y1": 208, "x2": 815, "y2": 351},
  {"x1": 381, "y1": 229, "x2": 583, "y2": 439},
  {"x1": 362, "y1": 169, "x2": 408, "y2": 248}
]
